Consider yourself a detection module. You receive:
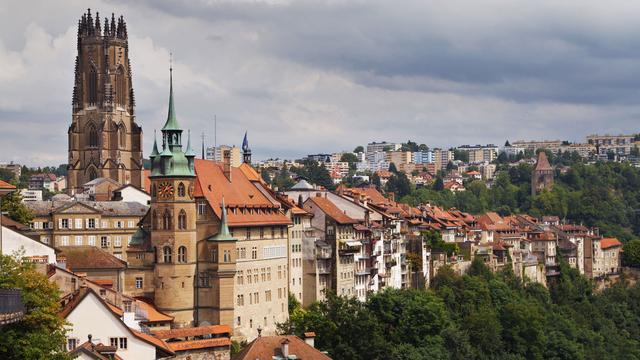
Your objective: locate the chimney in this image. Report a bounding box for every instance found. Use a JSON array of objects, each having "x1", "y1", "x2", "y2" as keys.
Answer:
[
  {"x1": 281, "y1": 338, "x2": 290, "y2": 357},
  {"x1": 303, "y1": 332, "x2": 316, "y2": 348},
  {"x1": 223, "y1": 150, "x2": 232, "y2": 182}
]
